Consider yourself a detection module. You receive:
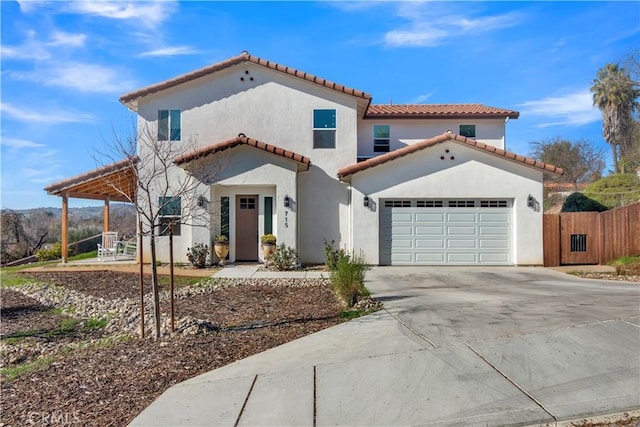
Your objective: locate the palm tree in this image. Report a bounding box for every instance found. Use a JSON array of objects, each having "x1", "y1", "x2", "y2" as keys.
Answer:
[{"x1": 590, "y1": 63, "x2": 640, "y2": 173}]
